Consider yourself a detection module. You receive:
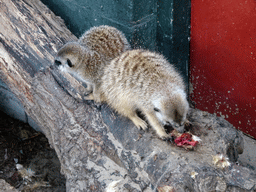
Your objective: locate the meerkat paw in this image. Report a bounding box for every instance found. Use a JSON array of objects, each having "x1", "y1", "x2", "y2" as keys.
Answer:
[
  {"x1": 130, "y1": 117, "x2": 148, "y2": 130},
  {"x1": 83, "y1": 93, "x2": 94, "y2": 101},
  {"x1": 156, "y1": 130, "x2": 170, "y2": 140},
  {"x1": 83, "y1": 87, "x2": 93, "y2": 96}
]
